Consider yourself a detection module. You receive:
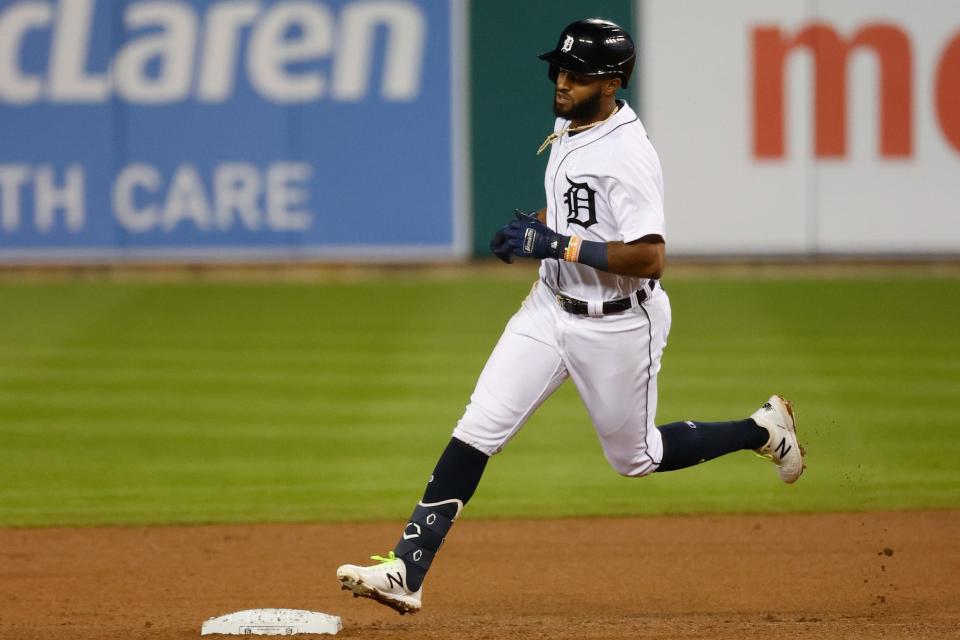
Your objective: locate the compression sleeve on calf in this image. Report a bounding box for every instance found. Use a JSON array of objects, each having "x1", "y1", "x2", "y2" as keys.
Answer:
[
  {"x1": 392, "y1": 437, "x2": 488, "y2": 592},
  {"x1": 562, "y1": 235, "x2": 609, "y2": 272}
]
